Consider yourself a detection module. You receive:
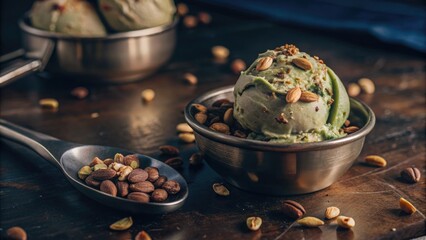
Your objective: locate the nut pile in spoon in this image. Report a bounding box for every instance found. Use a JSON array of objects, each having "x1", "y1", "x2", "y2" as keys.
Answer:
[{"x1": 77, "y1": 153, "x2": 181, "y2": 203}]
